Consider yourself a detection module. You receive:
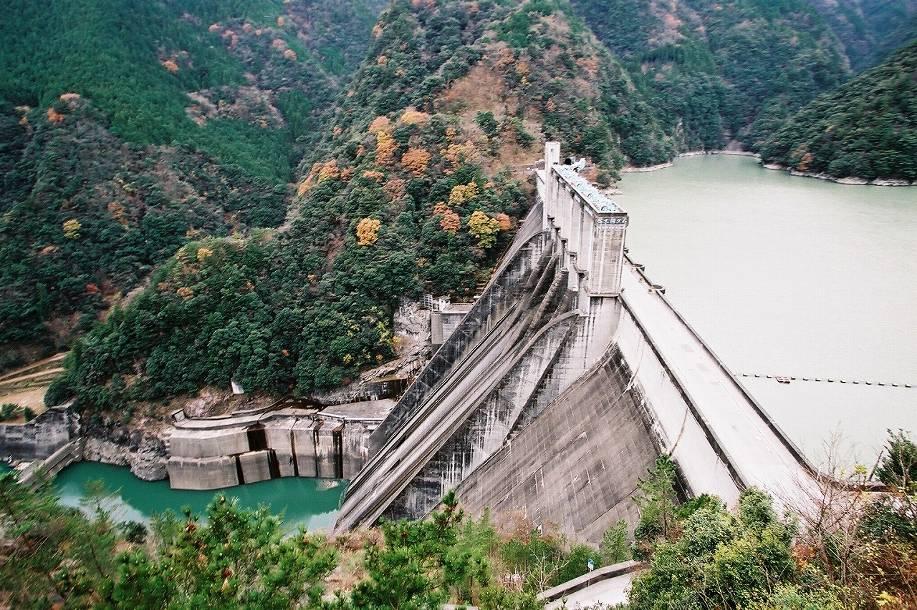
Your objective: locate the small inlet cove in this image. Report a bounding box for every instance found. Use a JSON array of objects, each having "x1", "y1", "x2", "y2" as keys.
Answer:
[
  {"x1": 617, "y1": 154, "x2": 917, "y2": 466},
  {"x1": 49, "y1": 155, "x2": 915, "y2": 518},
  {"x1": 55, "y1": 462, "x2": 345, "y2": 531}
]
